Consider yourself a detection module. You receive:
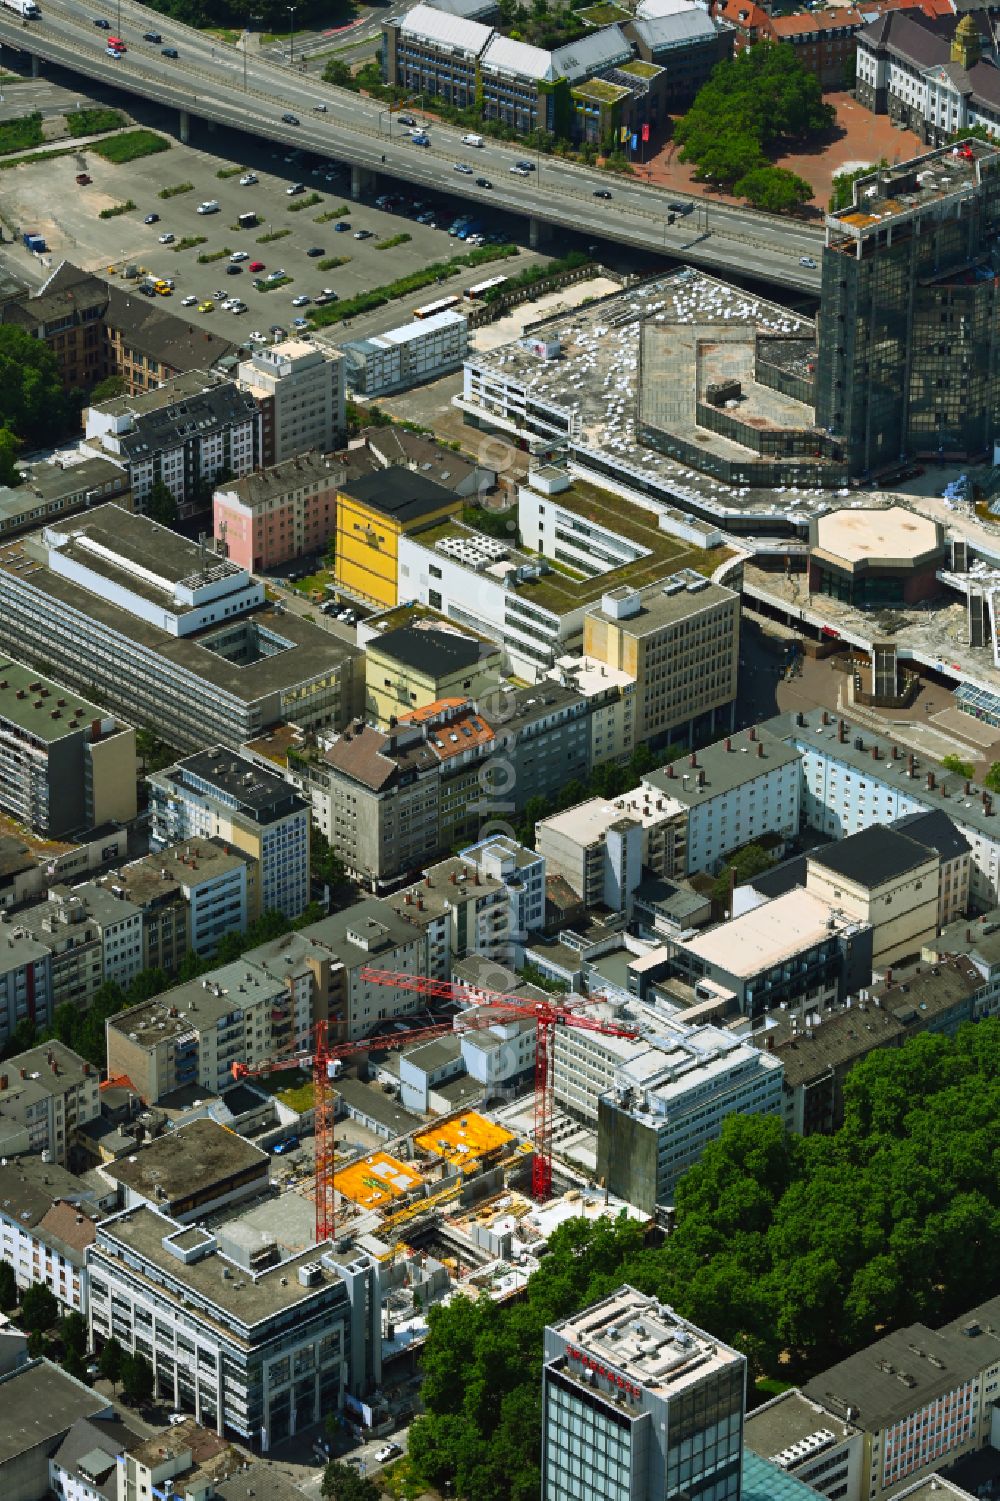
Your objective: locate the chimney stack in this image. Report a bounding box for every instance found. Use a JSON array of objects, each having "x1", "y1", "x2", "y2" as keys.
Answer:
[
  {"x1": 689, "y1": 751, "x2": 698, "y2": 768},
  {"x1": 926, "y1": 771, "x2": 935, "y2": 791},
  {"x1": 725, "y1": 737, "x2": 732, "y2": 752},
  {"x1": 907, "y1": 753, "x2": 915, "y2": 778},
  {"x1": 821, "y1": 710, "x2": 830, "y2": 726},
  {"x1": 749, "y1": 726, "x2": 757, "y2": 742},
  {"x1": 757, "y1": 742, "x2": 764, "y2": 758}
]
